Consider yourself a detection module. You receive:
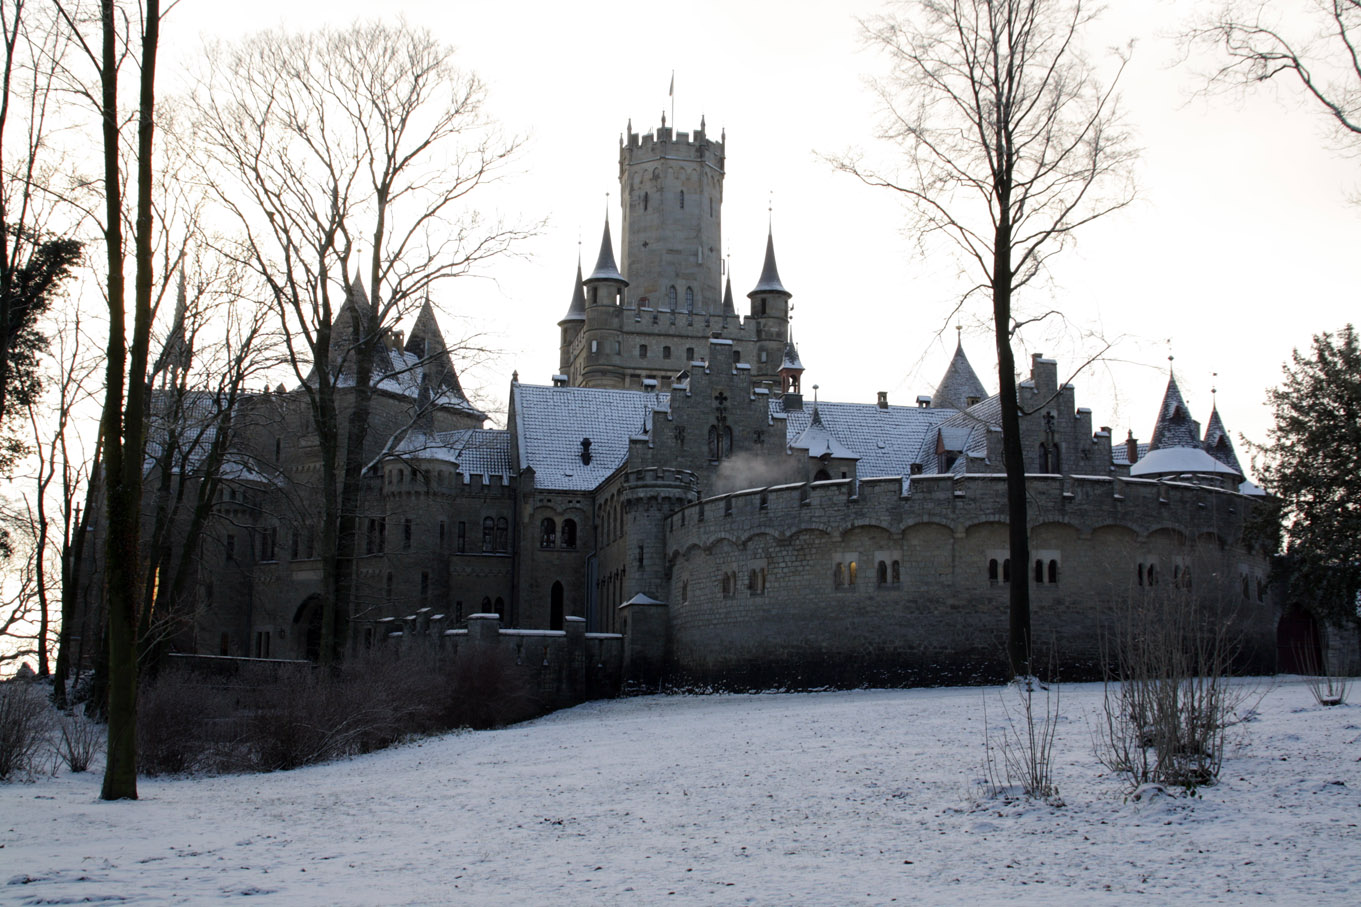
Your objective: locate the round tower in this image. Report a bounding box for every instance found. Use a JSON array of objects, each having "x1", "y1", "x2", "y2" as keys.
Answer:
[
  {"x1": 581, "y1": 217, "x2": 628, "y2": 388},
  {"x1": 747, "y1": 228, "x2": 792, "y2": 388},
  {"x1": 557, "y1": 259, "x2": 586, "y2": 376},
  {"x1": 619, "y1": 117, "x2": 725, "y2": 314}
]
